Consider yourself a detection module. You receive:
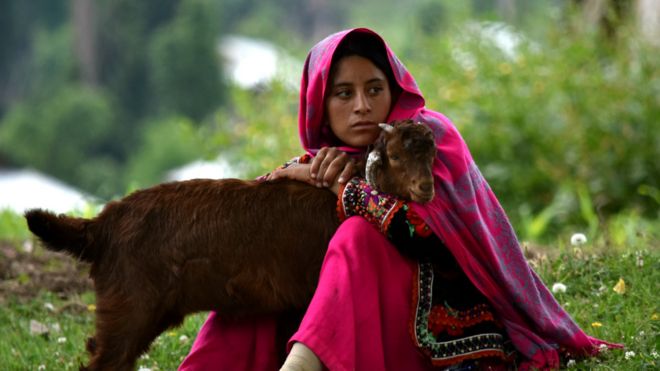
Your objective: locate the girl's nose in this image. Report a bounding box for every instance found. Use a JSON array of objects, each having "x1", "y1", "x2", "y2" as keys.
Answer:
[{"x1": 354, "y1": 92, "x2": 371, "y2": 114}]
